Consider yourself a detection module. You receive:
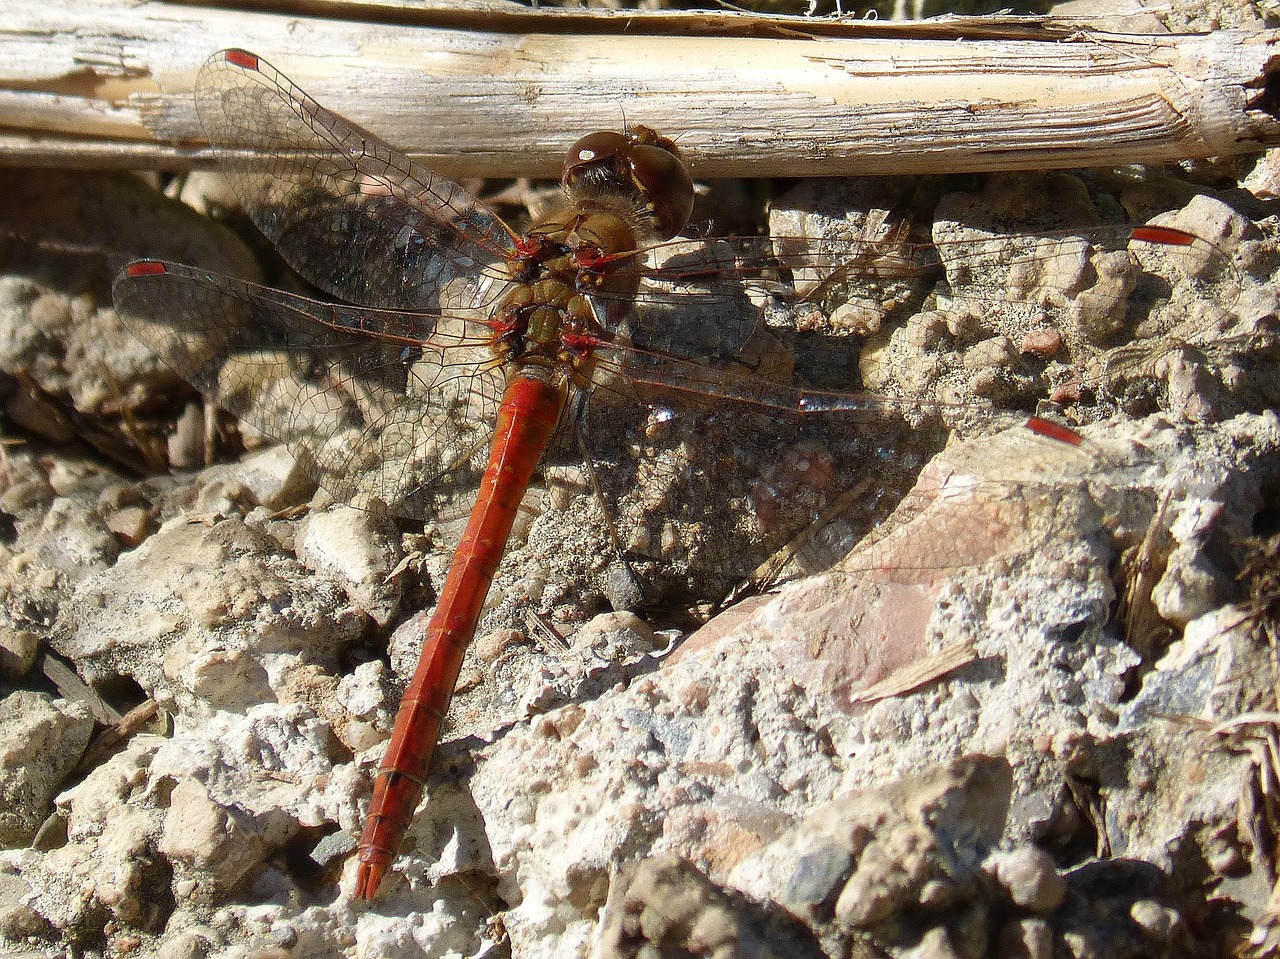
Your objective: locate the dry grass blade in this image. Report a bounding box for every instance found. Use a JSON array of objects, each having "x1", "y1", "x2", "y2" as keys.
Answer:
[
  {"x1": 843, "y1": 638, "x2": 977, "y2": 706},
  {"x1": 71, "y1": 700, "x2": 164, "y2": 780},
  {"x1": 1, "y1": 5, "x2": 1276, "y2": 175}
]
